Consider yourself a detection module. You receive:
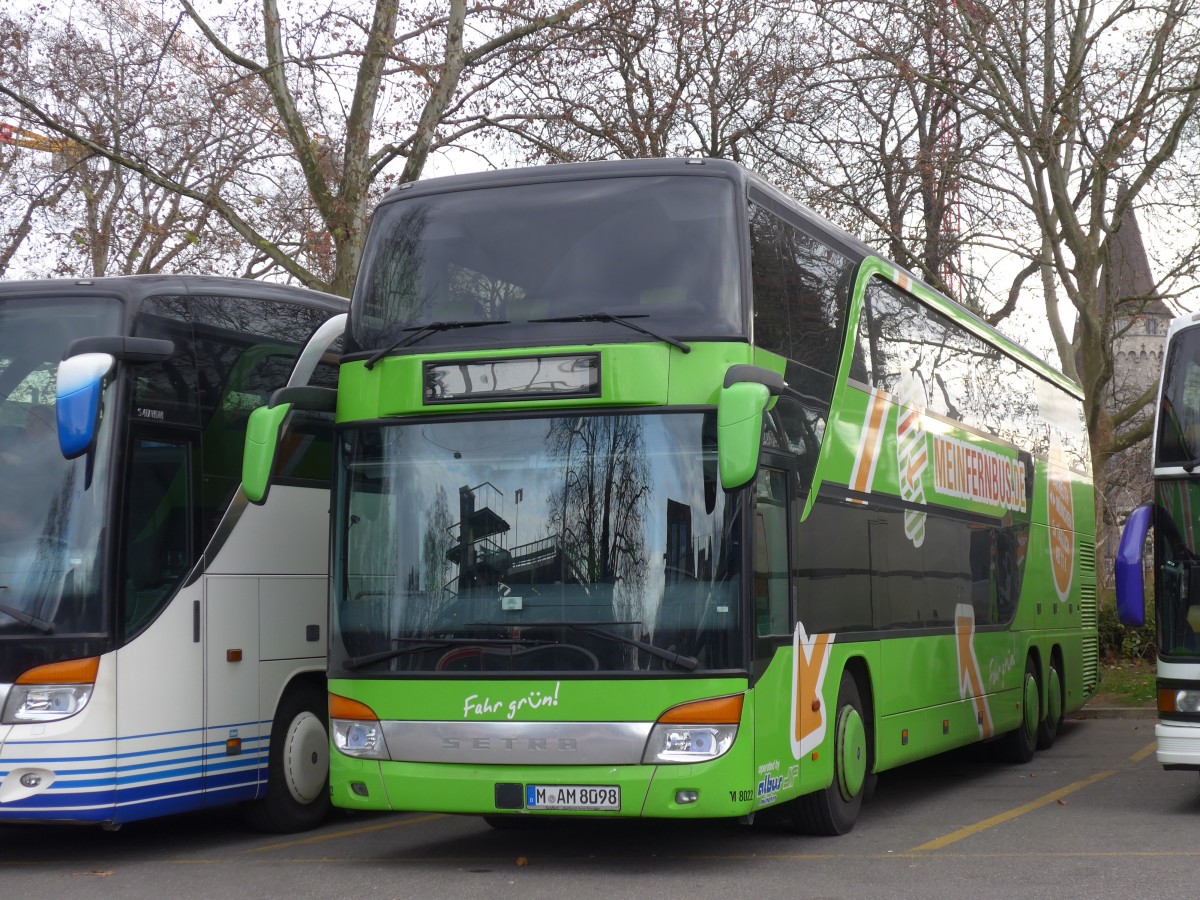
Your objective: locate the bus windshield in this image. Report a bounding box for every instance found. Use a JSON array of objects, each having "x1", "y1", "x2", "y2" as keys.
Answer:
[
  {"x1": 332, "y1": 412, "x2": 743, "y2": 674},
  {"x1": 348, "y1": 175, "x2": 744, "y2": 355},
  {"x1": 0, "y1": 296, "x2": 122, "y2": 636}
]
